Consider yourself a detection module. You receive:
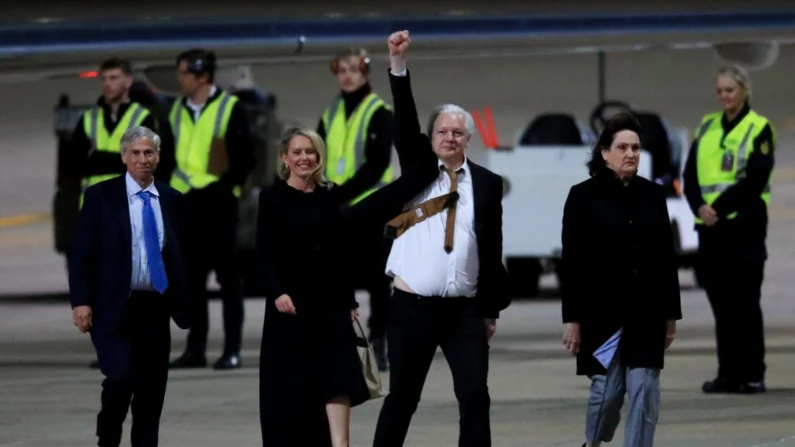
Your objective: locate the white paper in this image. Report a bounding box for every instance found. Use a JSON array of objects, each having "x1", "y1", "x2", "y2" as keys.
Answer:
[{"x1": 593, "y1": 329, "x2": 622, "y2": 369}]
